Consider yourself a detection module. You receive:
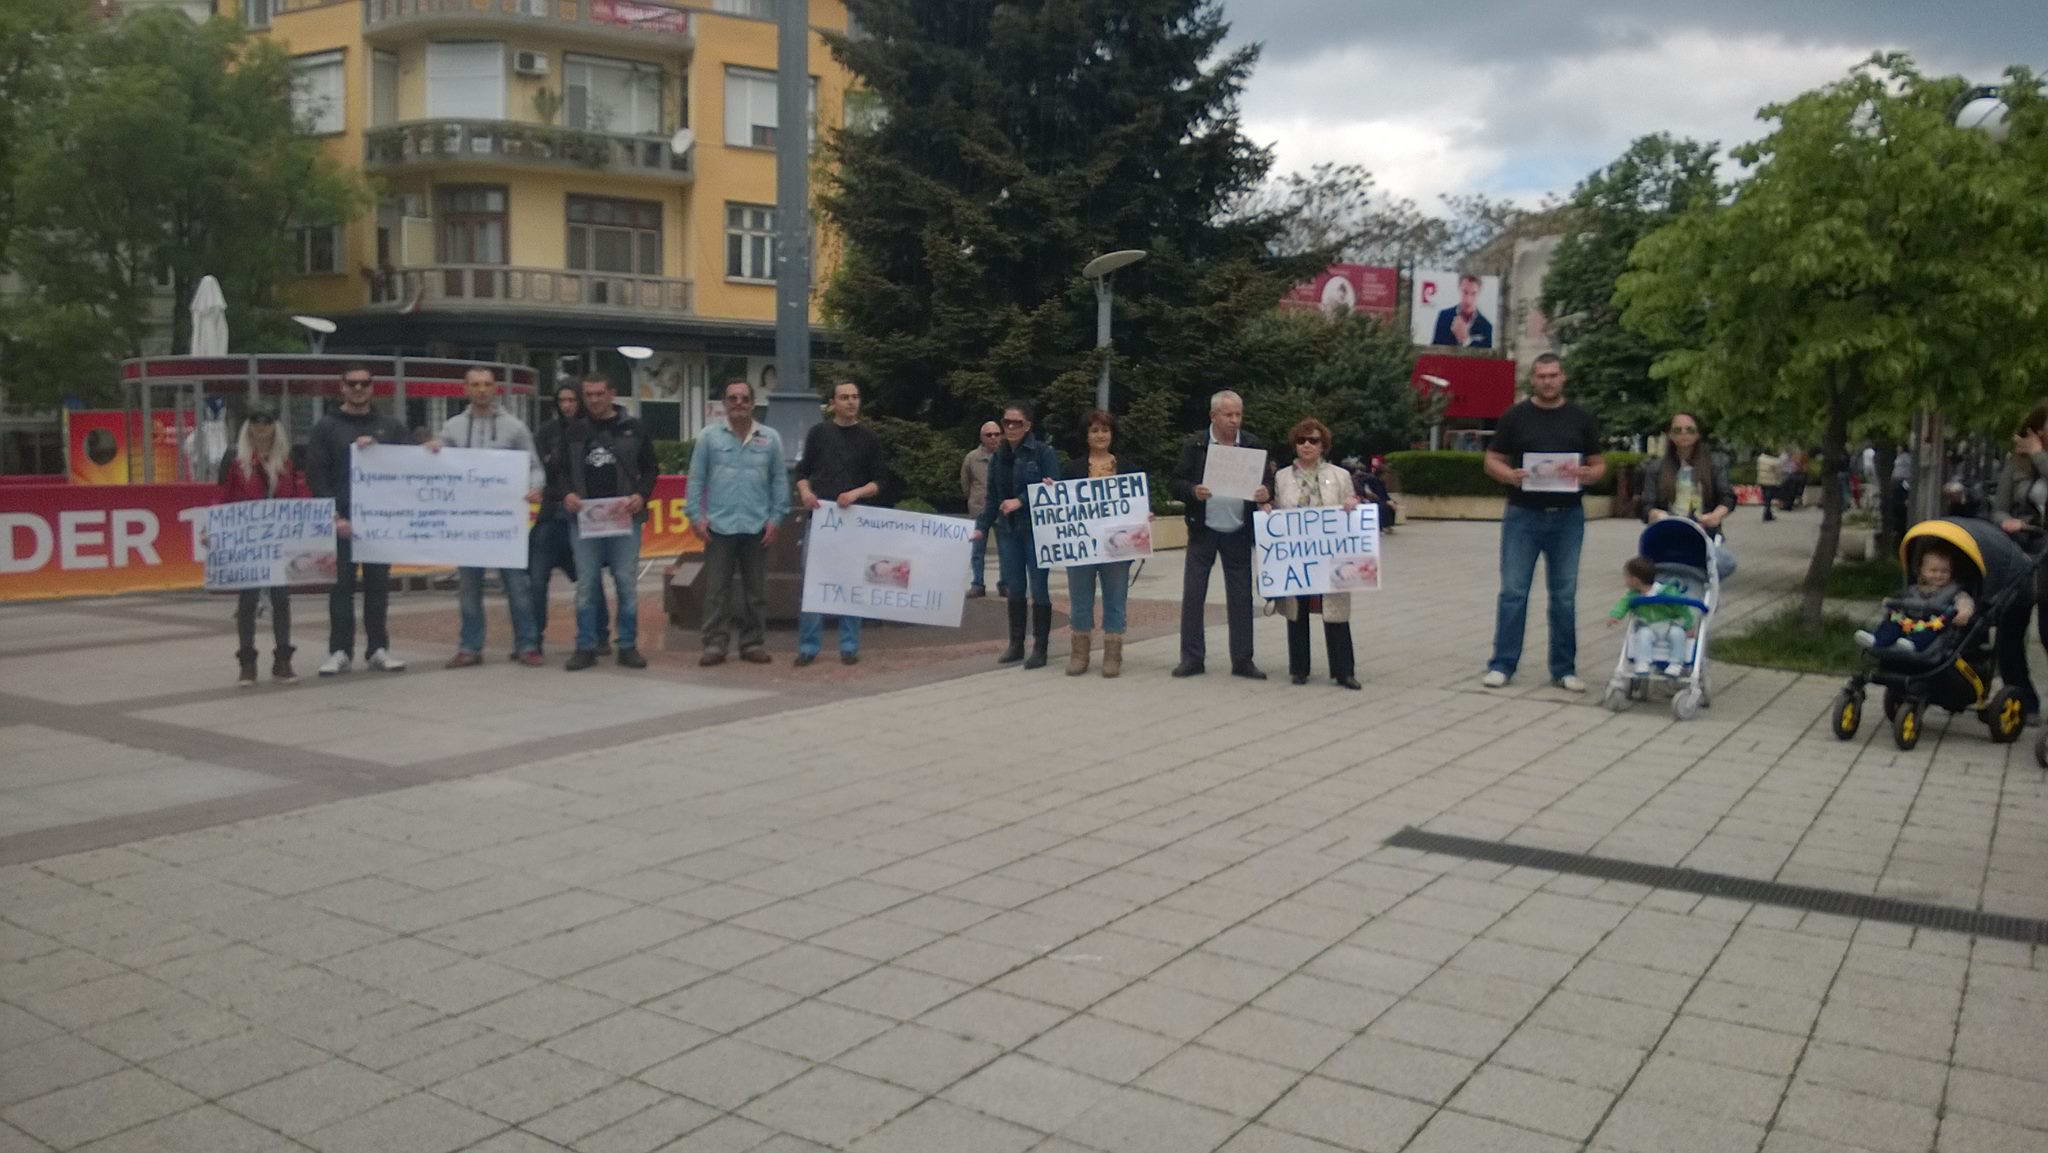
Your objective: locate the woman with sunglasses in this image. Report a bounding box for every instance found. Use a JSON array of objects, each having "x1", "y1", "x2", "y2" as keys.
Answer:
[
  {"x1": 972, "y1": 401, "x2": 1062, "y2": 667},
  {"x1": 1272, "y1": 418, "x2": 1361, "y2": 689},
  {"x1": 1641, "y1": 412, "x2": 1737, "y2": 573}
]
